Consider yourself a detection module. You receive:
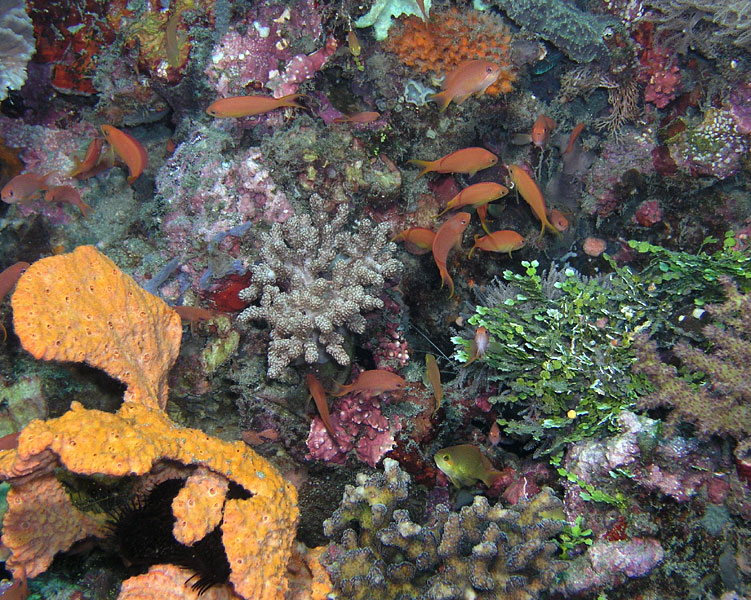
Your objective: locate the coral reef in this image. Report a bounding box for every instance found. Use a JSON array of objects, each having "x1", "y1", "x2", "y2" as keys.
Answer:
[
  {"x1": 238, "y1": 194, "x2": 402, "y2": 379},
  {"x1": 0, "y1": 0, "x2": 34, "y2": 101},
  {"x1": 384, "y1": 8, "x2": 516, "y2": 95},
  {"x1": 1, "y1": 247, "x2": 300, "y2": 600},
  {"x1": 355, "y1": 0, "x2": 432, "y2": 41},
  {"x1": 322, "y1": 458, "x2": 568, "y2": 600}
]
